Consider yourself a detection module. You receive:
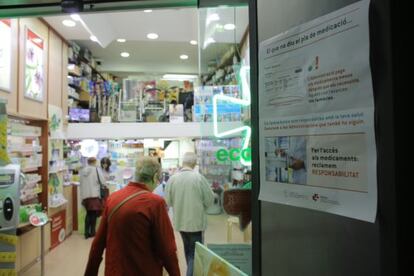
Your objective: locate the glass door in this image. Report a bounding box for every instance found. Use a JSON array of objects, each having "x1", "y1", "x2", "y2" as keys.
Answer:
[{"x1": 195, "y1": 4, "x2": 252, "y2": 275}]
